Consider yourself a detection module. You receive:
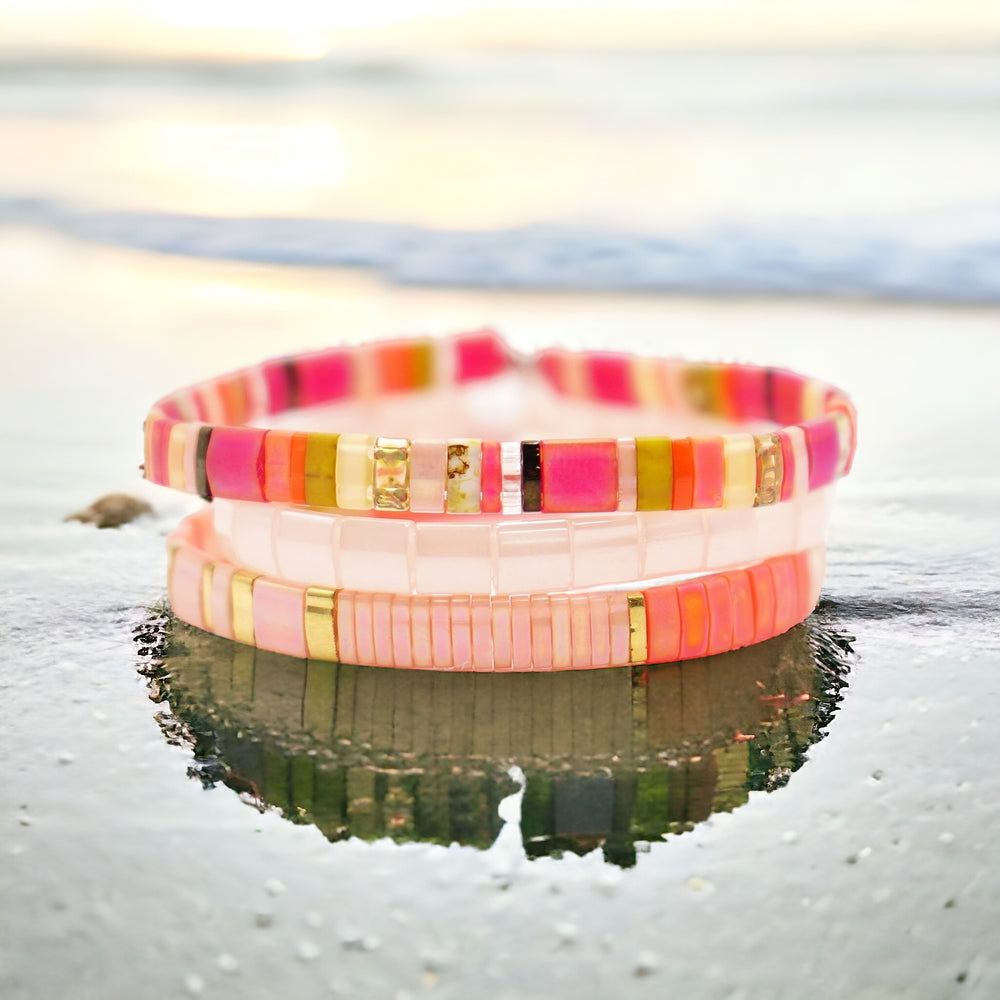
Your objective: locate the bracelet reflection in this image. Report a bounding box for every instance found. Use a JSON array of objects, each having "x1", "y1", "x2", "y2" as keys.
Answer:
[{"x1": 135, "y1": 612, "x2": 852, "y2": 869}]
